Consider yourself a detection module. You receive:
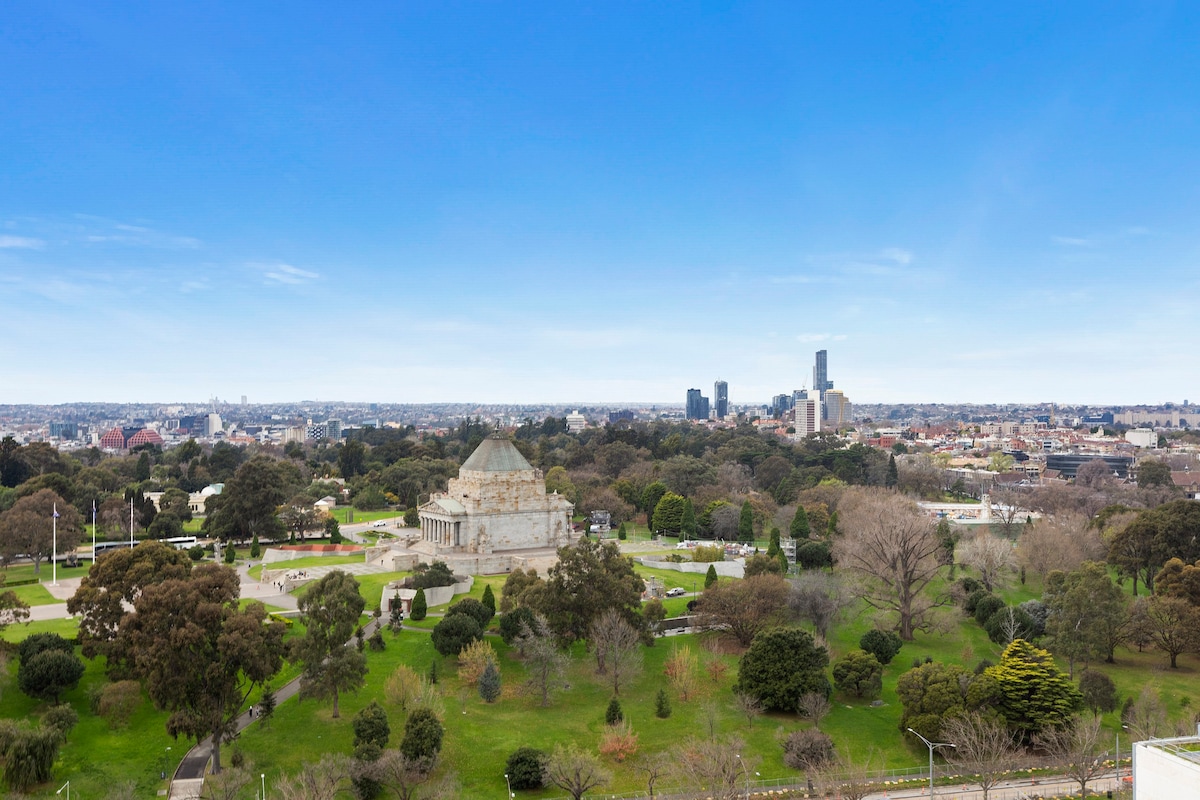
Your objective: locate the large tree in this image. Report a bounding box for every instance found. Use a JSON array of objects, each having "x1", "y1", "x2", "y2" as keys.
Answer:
[
  {"x1": 957, "y1": 531, "x2": 1015, "y2": 593},
  {"x1": 294, "y1": 570, "x2": 368, "y2": 717},
  {"x1": 542, "y1": 744, "x2": 610, "y2": 800},
  {"x1": 734, "y1": 627, "x2": 831, "y2": 712},
  {"x1": 202, "y1": 456, "x2": 292, "y2": 542},
  {"x1": 533, "y1": 538, "x2": 646, "y2": 644},
  {"x1": 0, "y1": 488, "x2": 82, "y2": 573},
  {"x1": 120, "y1": 563, "x2": 286, "y2": 772},
  {"x1": 1043, "y1": 562, "x2": 1128, "y2": 672},
  {"x1": 588, "y1": 608, "x2": 642, "y2": 697},
  {"x1": 984, "y1": 639, "x2": 1082, "y2": 739},
  {"x1": 833, "y1": 488, "x2": 948, "y2": 640},
  {"x1": 942, "y1": 712, "x2": 1020, "y2": 800},
  {"x1": 695, "y1": 573, "x2": 790, "y2": 647},
  {"x1": 67, "y1": 540, "x2": 194, "y2": 667}
]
